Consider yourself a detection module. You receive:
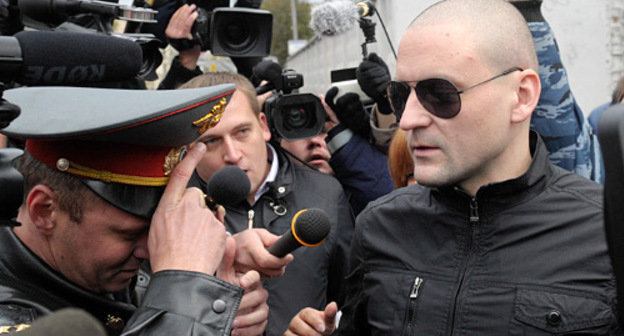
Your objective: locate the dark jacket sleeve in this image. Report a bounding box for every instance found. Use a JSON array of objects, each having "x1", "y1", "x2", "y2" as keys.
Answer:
[
  {"x1": 121, "y1": 270, "x2": 243, "y2": 336},
  {"x1": 326, "y1": 125, "x2": 394, "y2": 215},
  {"x1": 333, "y1": 211, "x2": 369, "y2": 336},
  {"x1": 325, "y1": 182, "x2": 356, "y2": 307},
  {"x1": 158, "y1": 56, "x2": 203, "y2": 90}
]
